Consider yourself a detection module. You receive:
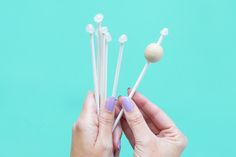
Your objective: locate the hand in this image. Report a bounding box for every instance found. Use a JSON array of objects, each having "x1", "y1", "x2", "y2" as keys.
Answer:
[
  {"x1": 118, "y1": 90, "x2": 187, "y2": 157},
  {"x1": 70, "y1": 92, "x2": 122, "y2": 157}
]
